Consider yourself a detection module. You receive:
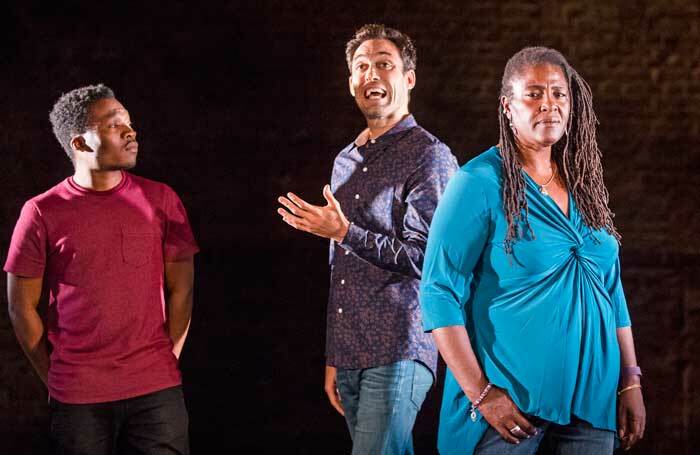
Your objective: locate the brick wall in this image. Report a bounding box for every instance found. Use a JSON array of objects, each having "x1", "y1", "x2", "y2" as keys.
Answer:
[{"x1": 1, "y1": 1, "x2": 697, "y2": 453}]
